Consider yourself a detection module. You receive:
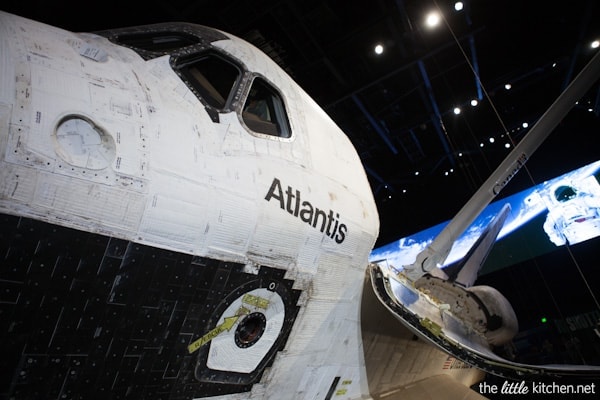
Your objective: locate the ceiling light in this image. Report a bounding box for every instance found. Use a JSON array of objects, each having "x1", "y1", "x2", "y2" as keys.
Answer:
[
  {"x1": 374, "y1": 43, "x2": 384, "y2": 55},
  {"x1": 522, "y1": 122, "x2": 529, "y2": 128},
  {"x1": 470, "y1": 99, "x2": 478, "y2": 106},
  {"x1": 591, "y1": 40, "x2": 599, "y2": 49},
  {"x1": 454, "y1": 2, "x2": 464, "y2": 11},
  {"x1": 505, "y1": 143, "x2": 511, "y2": 148},
  {"x1": 414, "y1": 171, "x2": 420, "y2": 176},
  {"x1": 425, "y1": 12, "x2": 441, "y2": 28},
  {"x1": 458, "y1": 152, "x2": 463, "y2": 157},
  {"x1": 489, "y1": 137, "x2": 495, "y2": 143},
  {"x1": 504, "y1": 83, "x2": 512, "y2": 90},
  {"x1": 480, "y1": 143, "x2": 484, "y2": 147},
  {"x1": 453, "y1": 107, "x2": 461, "y2": 115}
]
